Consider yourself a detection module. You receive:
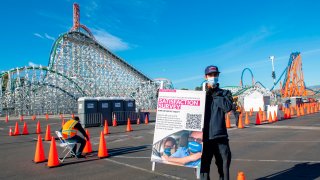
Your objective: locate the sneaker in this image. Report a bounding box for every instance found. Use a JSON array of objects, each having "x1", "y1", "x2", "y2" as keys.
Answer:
[
  {"x1": 76, "y1": 154, "x2": 86, "y2": 158},
  {"x1": 70, "y1": 154, "x2": 76, "y2": 158}
]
